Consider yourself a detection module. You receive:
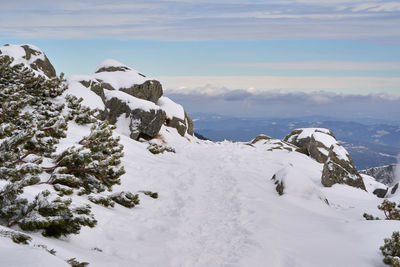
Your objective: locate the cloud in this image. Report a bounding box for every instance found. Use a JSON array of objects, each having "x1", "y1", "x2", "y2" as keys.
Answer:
[
  {"x1": 224, "y1": 61, "x2": 400, "y2": 71},
  {"x1": 352, "y1": 2, "x2": 400, "y2": 12},
  {"x1": 1, "y1": 0, "x2": 400, "y2": 40},
  {"x1": 159, "y1": 75, "x2": 400, "y2": 95},
  {"x1": 165, "y1": 85, "x2": 400, "y2": 119}
]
